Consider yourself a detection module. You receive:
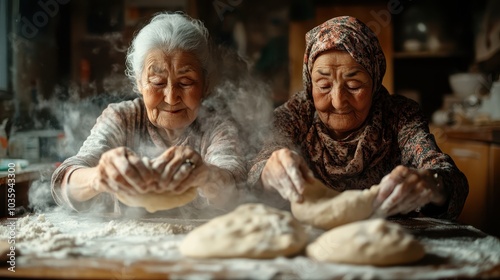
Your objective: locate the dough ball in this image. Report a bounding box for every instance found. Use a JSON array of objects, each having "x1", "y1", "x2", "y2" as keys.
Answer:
[
  {"x1": 116, "y1": 187, "x2": 197, "y2": 213},
  {"x1": 179, "y1": 203, "x2": 308, "y2": 259},
  {"x1": 291, "y1": 178, "x2": 380, "y2": 230},
  {"x1": 307, "y1": 219, "x2": 425, "y2": 266}
]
